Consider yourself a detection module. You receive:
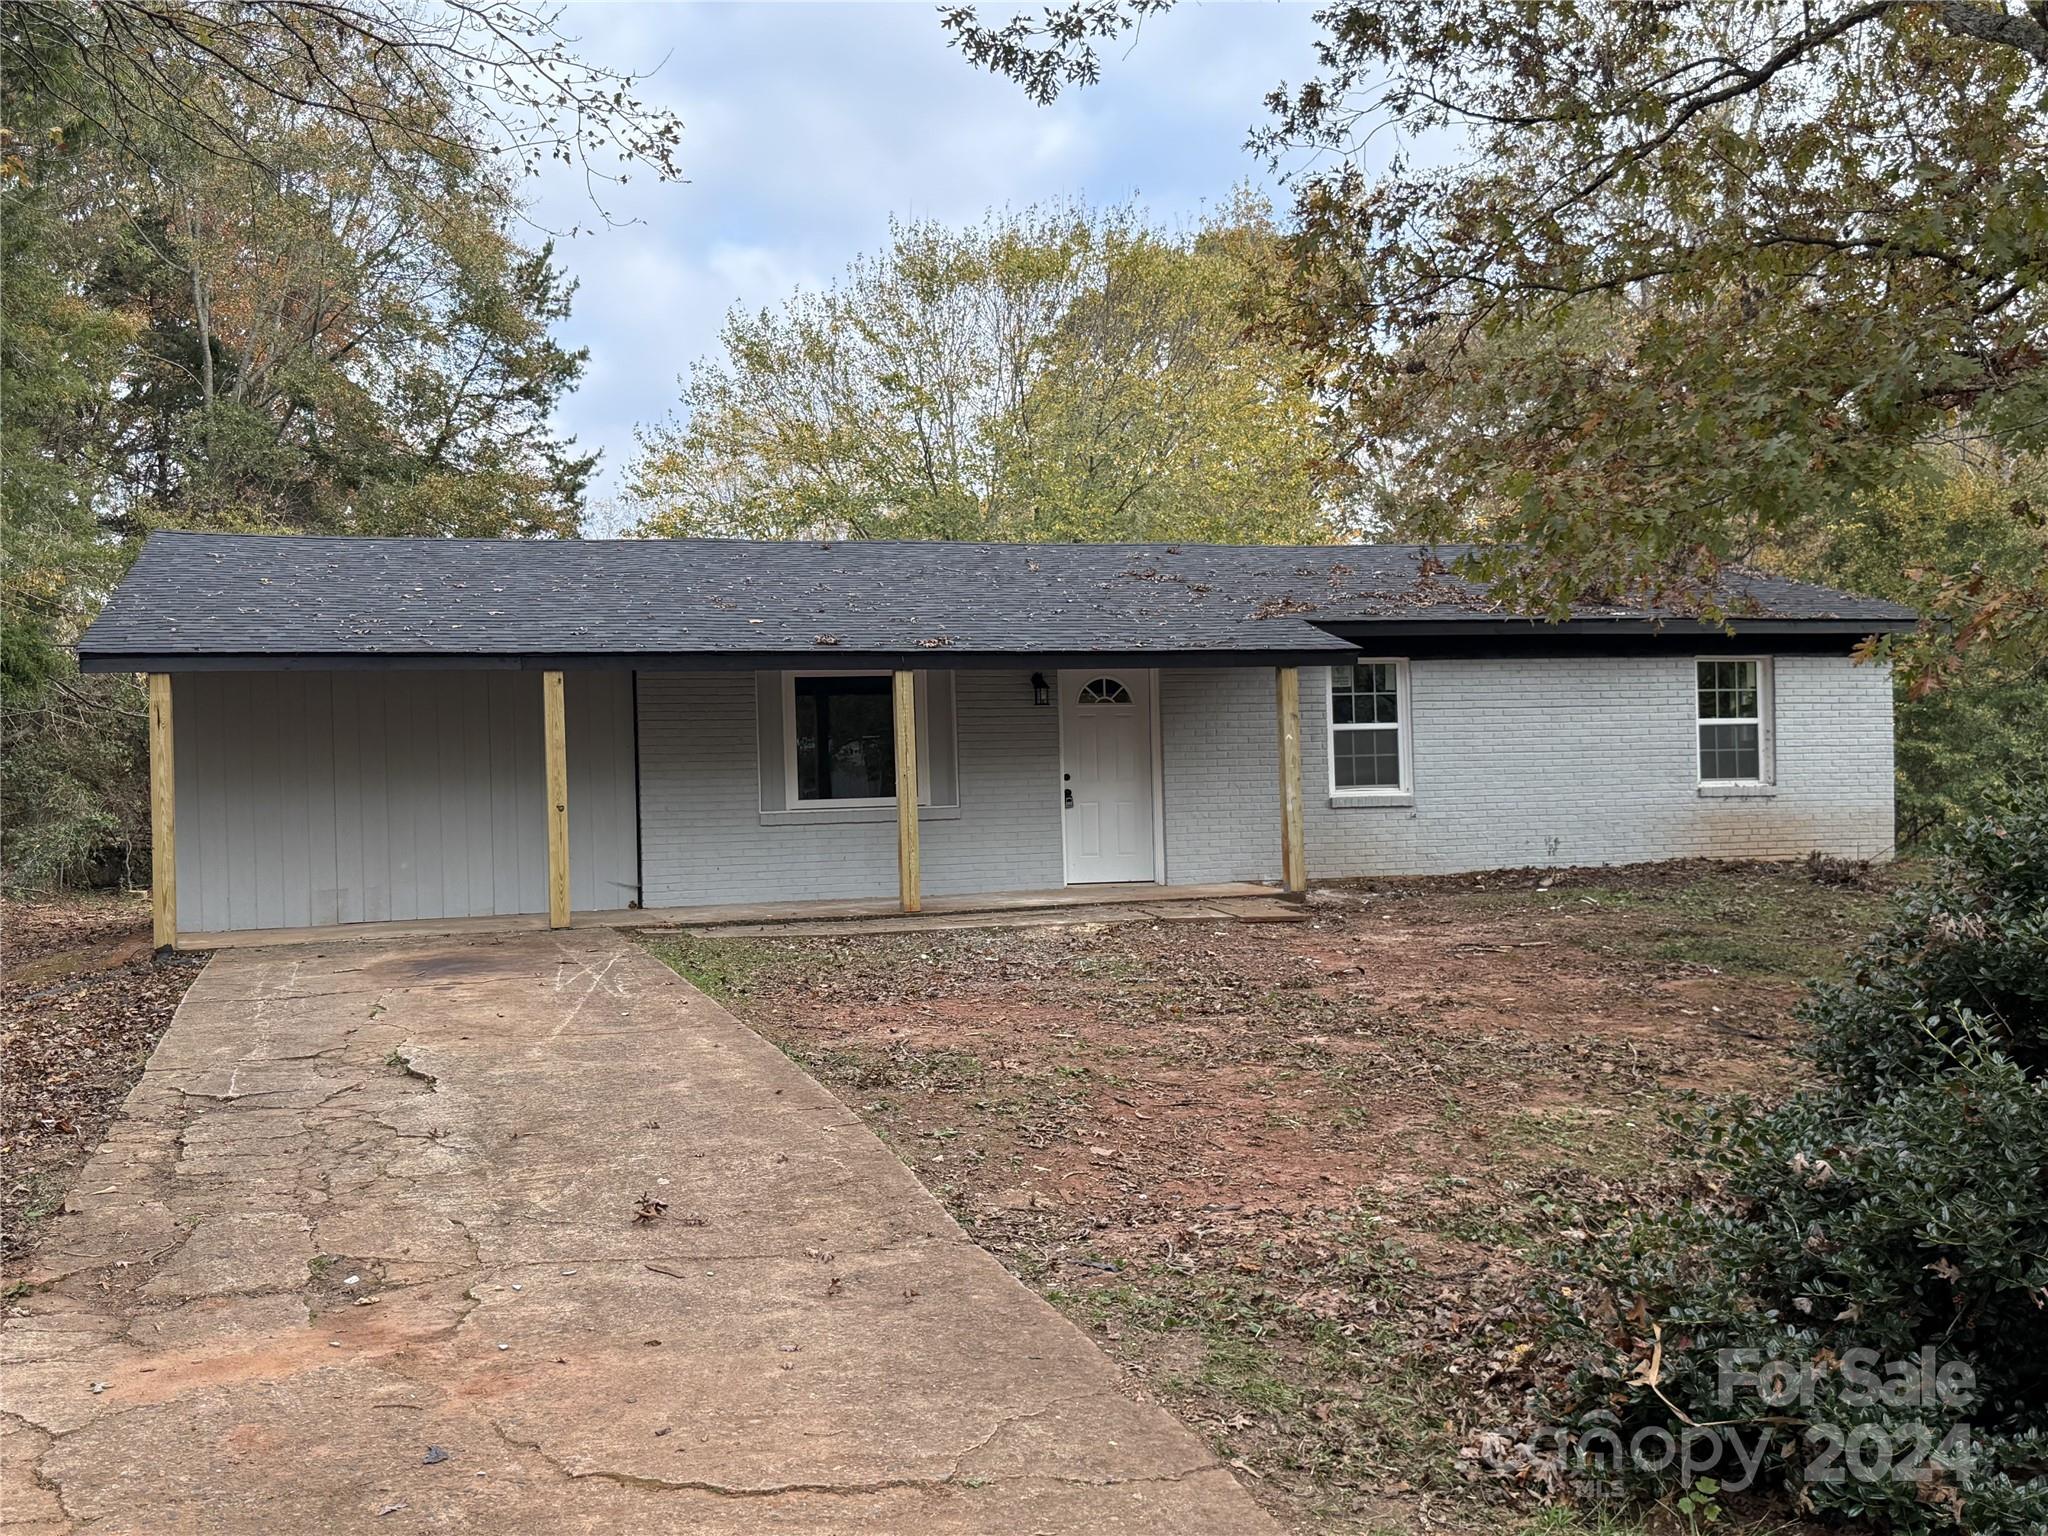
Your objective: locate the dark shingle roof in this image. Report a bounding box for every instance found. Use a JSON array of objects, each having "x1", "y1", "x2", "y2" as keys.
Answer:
[{"x1": 76, "y1": 532, "x2": 1916, "y2": 670}]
